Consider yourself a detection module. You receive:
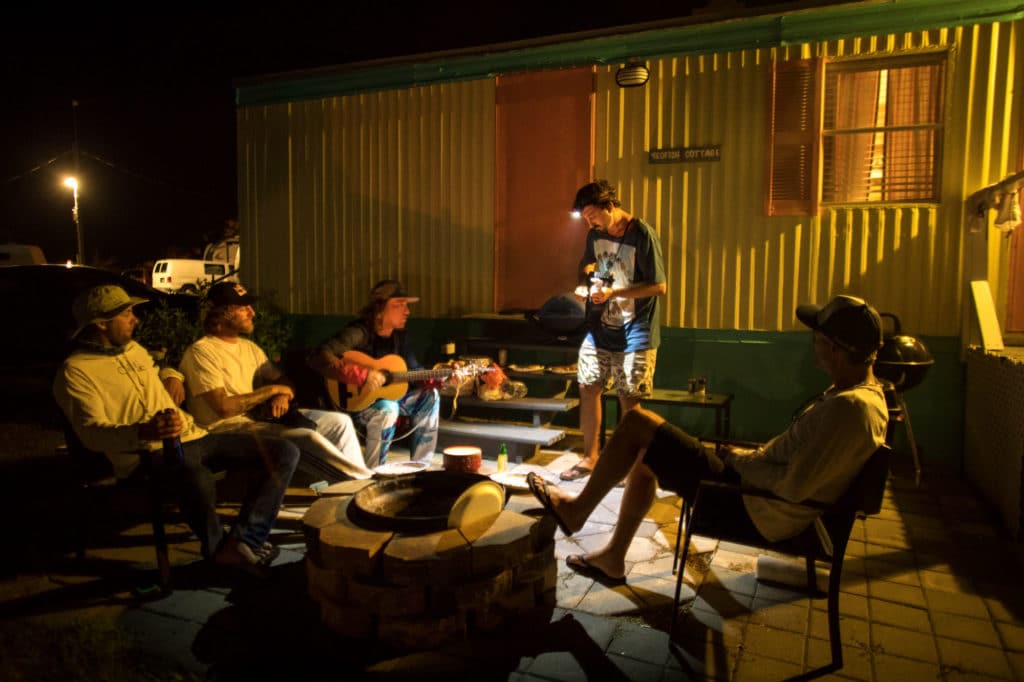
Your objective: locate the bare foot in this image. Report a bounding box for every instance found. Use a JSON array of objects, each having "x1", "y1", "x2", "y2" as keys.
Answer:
[
  {"x1": 569, "y1": 550, "x2": 625, "y2": 581},
  {"x1": 212, "y1": 537, "x2": 270, "y2": 577}
]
